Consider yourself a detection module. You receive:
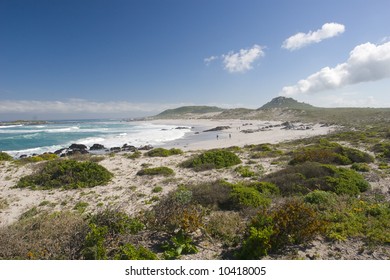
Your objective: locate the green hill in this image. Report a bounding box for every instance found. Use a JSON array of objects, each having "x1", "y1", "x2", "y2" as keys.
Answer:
[
  {"x1": 154, "y1": 106, "x2": 224, "y2": 118},
  {"x1": 259, "y1": 96, "x2": 316, "y2": 110}
]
